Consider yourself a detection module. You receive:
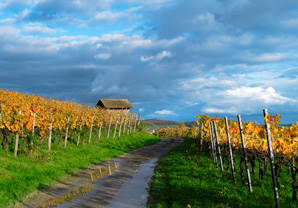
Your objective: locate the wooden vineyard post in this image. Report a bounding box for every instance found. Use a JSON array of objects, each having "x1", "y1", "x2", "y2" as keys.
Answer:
[
  {"x1": 128, "y1": 114, "x2": 132, "y2": 134},
  {"x1": 77, "y1": 121, "x2": 82, "y2": 146},
  {"x1": 133, "y1": 113, "x2": 137, "y2": 132},
  {"x1": 263, "y1": 109, "x2": 280, "y2": 208},
  {"x1": 138, "y1": 114, "x2": 141, "y2": 128},
  {"x1": 127, "y1": 115, "x2": 130, "y2": 134},
  {"x1": 14, "y1": 110, "x2": 22, "y2": 157},
  {"x1": 209, "y1": 122, "x2": 218, "y2": 169},
  {"x1": 118, "y1": 116, "x2": 123, "y2": 138},
  {"x1": 107, "y1": 114, "x2": 112, "y2": 139},
  {"x1": 123, "y1": 116, "x2": 127, "y2": 135},
  {"x1": 98, "y1": 121, "x2": 102, "y2": 141},
  {"x1": 199, "y1": 123, "x2": 204, "y2": 161},
  {"x1": 129, "y1": 114, "x2": 133, "y2": 134},
  {"x1": 64, "y1": 117, "x2": 70, "y2": 147},
  {"x1": 32, "y1": 112, "x2": 36, "y2": 135},
  {"x1": 210, "y1": 122, "x2": 217, "y2": 155},
  {"x1": 225, "y1": 117, "x2": 236, "y2": 184},
  {"x1": 237, "y1": 115, "x2": 252, "y2": 193},
  {"x1": 89, "y1": 116, "x2": 94, "y2": 143},
  {"x1": 213, "y1": 120, "x2": 224, "y2": 173},
  {"x1": 31, "y1": 112, "x2": 36, "y2": 152},
  {"x1": 126, "y1": 116, "x2": 130, "y2": 135},
  {"x1": 113, "y1": 115, "x2": 119, "y2": 138},
  {"x1": 48, "y1": 114, "x2": 53, "y2": 151}
]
